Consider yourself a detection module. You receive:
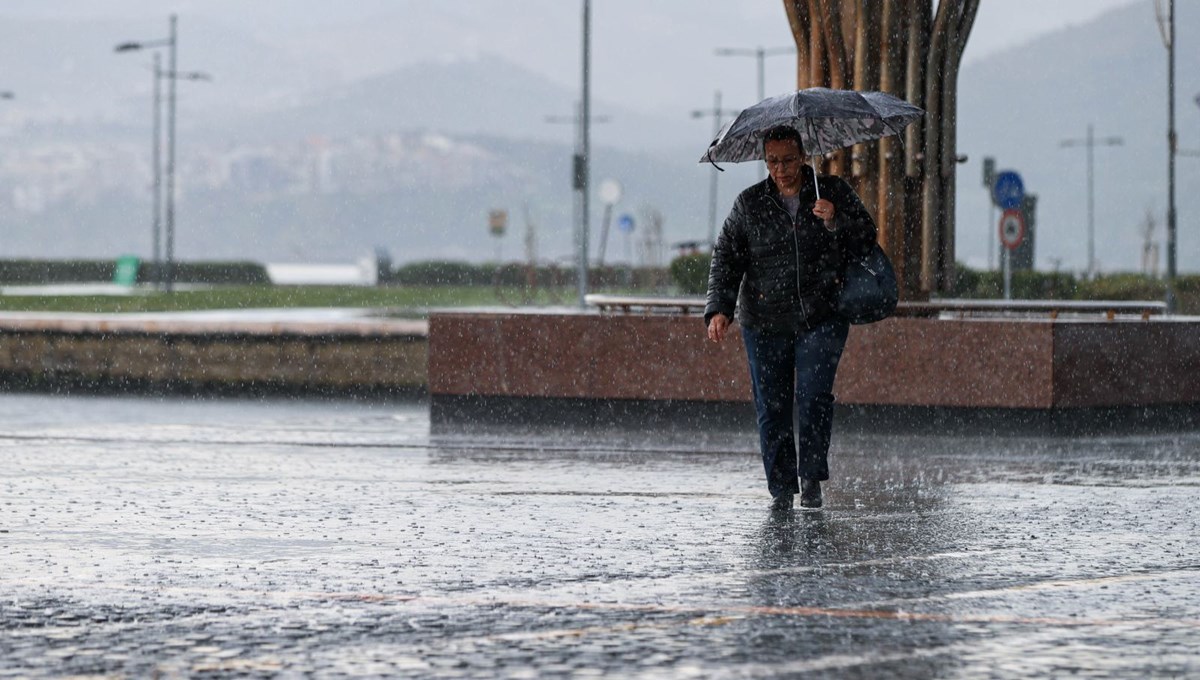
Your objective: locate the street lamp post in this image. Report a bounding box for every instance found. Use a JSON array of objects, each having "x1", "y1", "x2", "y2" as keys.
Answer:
[
  {"x1": 151, "y1": 53, "x2": 162, "y2": 288},
  {"x1": 1060, "y1": 124, "x2": 1122, "y2": 278},
  {"x1": 579, "y1": 0, "x2": 592, "y2": 308},
  {"x1": 165, "y1": 14, "x2": 178, "y2": 292},
  {"x1": 691, "y1": 91, "x2": 739, "y2": 245},
  {"x1": 1160, "y1": 0, "x2": 1178, "y2": 312},
  {"x1": 116, "y1": 15, "x2": 208, "y2": 293},
  {"x1": 715, "y1": 45, "x2": 795, "y2": 179}
]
